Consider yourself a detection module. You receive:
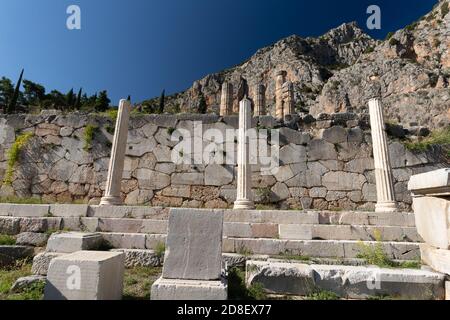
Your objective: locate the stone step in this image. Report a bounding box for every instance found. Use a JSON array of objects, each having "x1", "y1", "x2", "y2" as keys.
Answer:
[
  {"x1": 65, "y1": 231, "x2": 421, "y2": 260},
  {"x1": 245, "y1": 260, "x2": 446, "y2": 300},
  {"x1": 0, "y1": 204, "x2": 416, "y2": 227},
  {"x1": 225, "y1": 238, "x2": 421, "y2": 260},
  {"x1": 0, "y1": 215, "x2": 419, "y2": 243}
]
